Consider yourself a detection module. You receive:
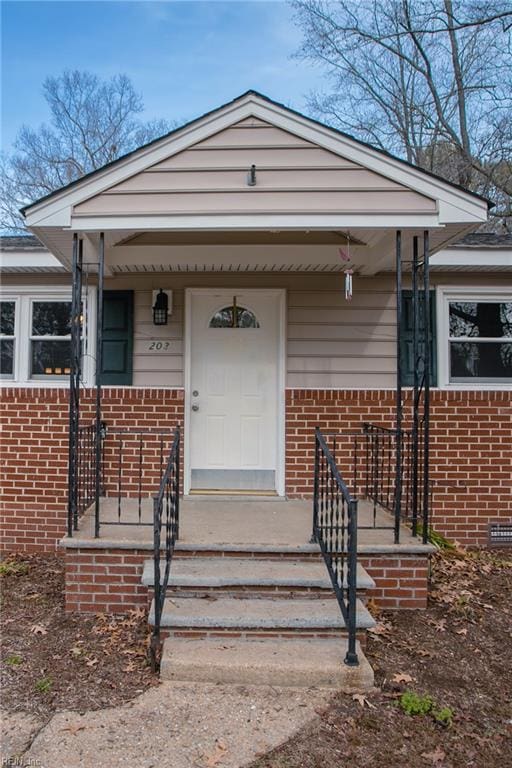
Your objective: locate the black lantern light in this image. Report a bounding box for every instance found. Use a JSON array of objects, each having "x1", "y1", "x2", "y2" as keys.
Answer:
[{"x1": 153, "y1": 289, "x2": 169, "y2": 326}]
